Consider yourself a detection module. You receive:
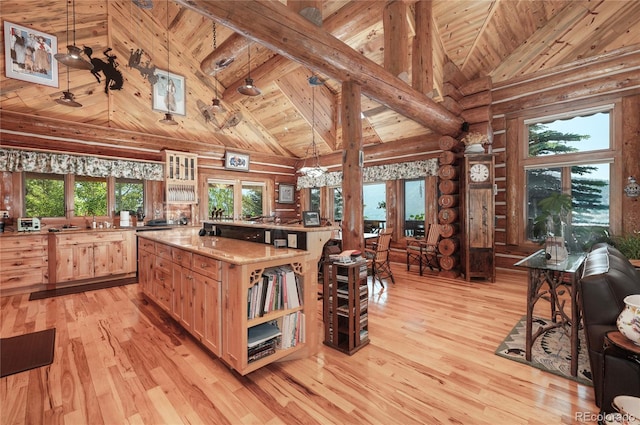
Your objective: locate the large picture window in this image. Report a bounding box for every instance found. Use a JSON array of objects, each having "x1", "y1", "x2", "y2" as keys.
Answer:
[
  {"x1": 207, "y1": 179, "x2": 266, "y2": 220},
  {"x1": 404, "y1": 179, "x2": 425, "y2": 236},
  {"x1": 524, "y1": 108, "x2": 612, "y2": 249},
  {"x1": 115, "y1": 178, "x2": 144, "y2": 214},
  {"x1": 74, "y1": 176, "x2": 108, "y2": 216},
  {"x1": 25, "y1": 172, "x2": 65, "y2": 217}
]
